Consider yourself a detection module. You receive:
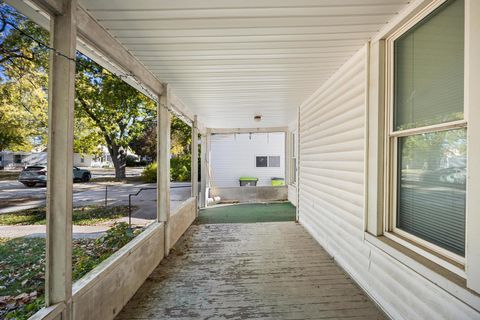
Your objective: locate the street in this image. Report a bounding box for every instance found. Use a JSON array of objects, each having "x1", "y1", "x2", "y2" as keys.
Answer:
[
  {"x1": 0, "y1": 180, "x2": 192, "y2": 213},
  {"x1": 0, "y1": 179, "x2": 193, "y2": 238}
]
